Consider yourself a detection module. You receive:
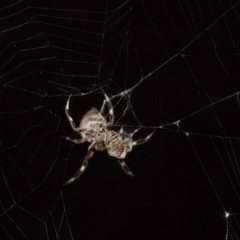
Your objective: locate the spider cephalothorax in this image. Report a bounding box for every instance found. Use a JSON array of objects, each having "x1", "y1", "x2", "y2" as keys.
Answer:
[{"x1": 64, "y1": 92, "x2": 155, "y2": 185}]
